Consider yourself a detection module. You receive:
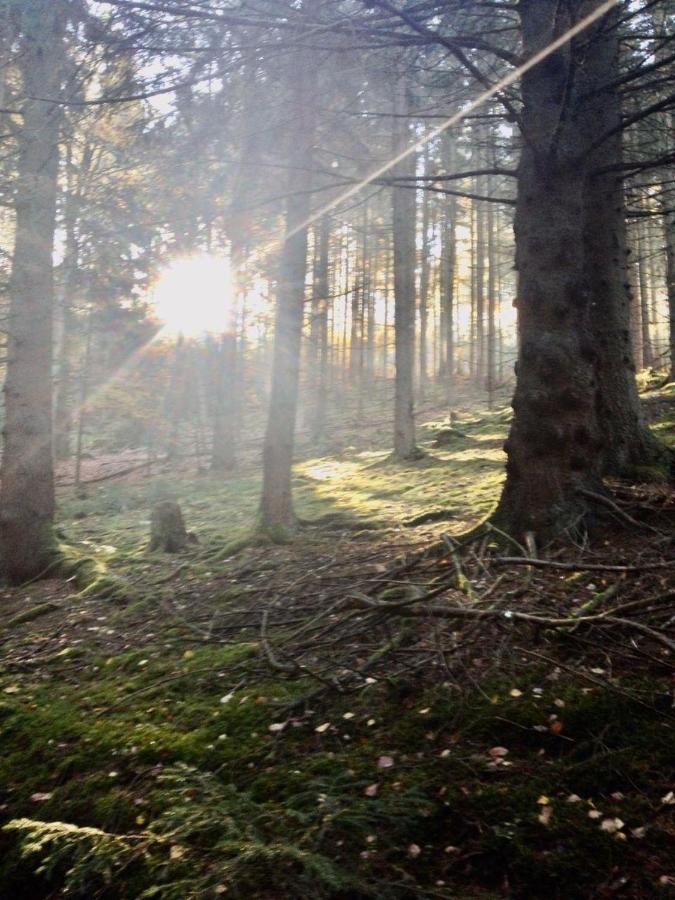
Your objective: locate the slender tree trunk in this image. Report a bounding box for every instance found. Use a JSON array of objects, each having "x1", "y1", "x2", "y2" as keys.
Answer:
[
  {"x1": 636, "y1": 222, "x2": 653, "y2": 368},
  {"x1": 308, "y1": 216, "x2": 330, "y2": 443},
  {"x1": 474, "y1": 175, "x2": 486, "y2": 383},
  {"x1": 418, "y1": 148, "x2": 431, "y2": 399},
  {"x1": 259, "y1": 50, "x2": 314, "y2": 534},
  {"x1": 391, "y1": 70, "x2": 419, "y2": 459},
  {"x1": 74, "y1": 309, "x2": 94, "y2": 490},
  {"x1": 665, "y1": 207, "x2": 675, "y2": 381},
  {"x1": 649, "y1": 4, "x2": 675, "y2": 379},
  {"x1": 486, "y1": 127, "x2": 499, "y2": 406},
  {"x1": 439, "y1": 133, "x2": 457, "y2": 394},
  {"x1": 54, "y1": 137, "x2": 82, "y2": 461},
  {"x1": 350, "y1": 279, "x2": 361, "y2": 378},
  {"x1": 0, "y1": 3, "x2": 65, "y2": 583}
]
